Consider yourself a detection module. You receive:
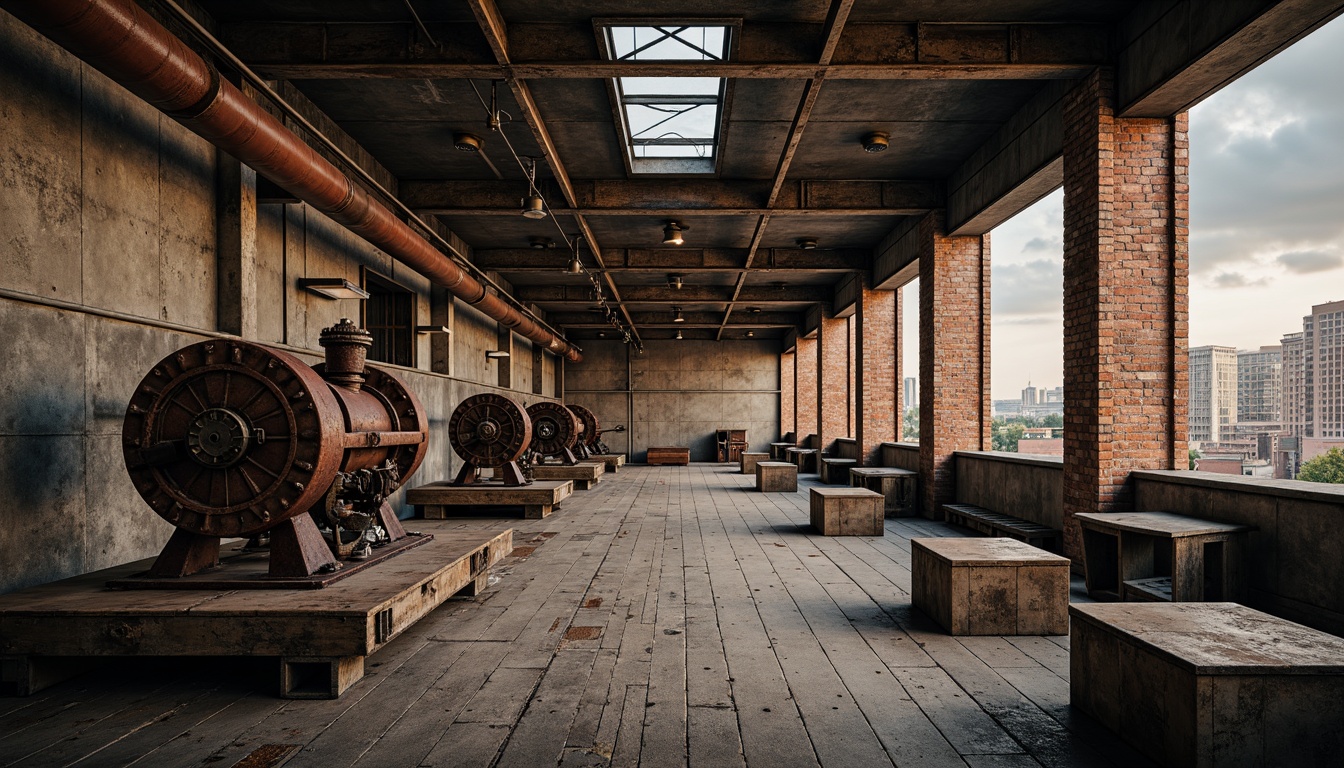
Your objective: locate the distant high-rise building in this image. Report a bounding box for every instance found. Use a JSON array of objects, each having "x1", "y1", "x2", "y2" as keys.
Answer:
[
  {"x1": 903, "y1": 377, "x2": 918, "y2": 412},
  {"x1": 1237, "y1": 346, "x2": 1282, "y2": 424},
  {"x1": 1021, "y1": 384, "x2": 1039, "y2": 406},
  {"x1": 1189, "y1": 345, "x2": 1238, "y2": 447},
  {"x1": 1282, "y1": 300, "x2": 1344, "y2": 441}
]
